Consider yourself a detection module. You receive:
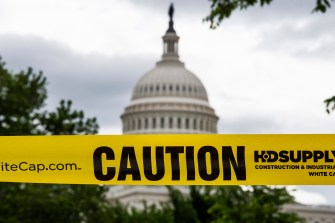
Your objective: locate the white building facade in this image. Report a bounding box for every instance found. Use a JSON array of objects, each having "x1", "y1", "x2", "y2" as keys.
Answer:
[{"x1": 283, "y1": 203, "x2": 335, "y2": 223}]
